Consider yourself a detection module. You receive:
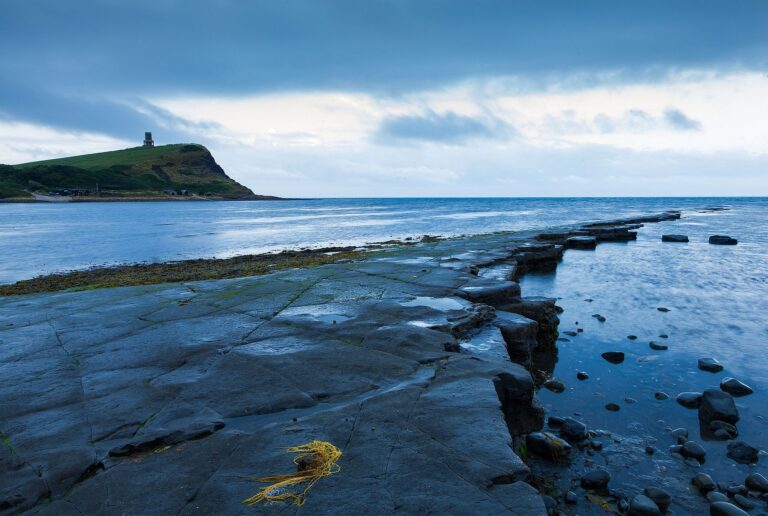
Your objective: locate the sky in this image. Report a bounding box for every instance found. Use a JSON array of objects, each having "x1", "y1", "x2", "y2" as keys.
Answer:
[{"x1": 1, "y1": 0, "x2": 767, "y2": 197}]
